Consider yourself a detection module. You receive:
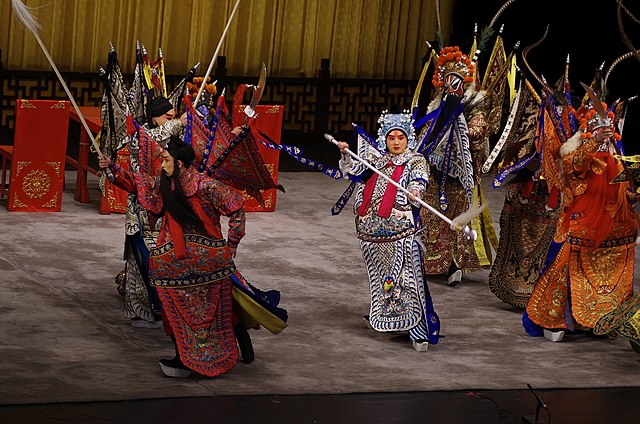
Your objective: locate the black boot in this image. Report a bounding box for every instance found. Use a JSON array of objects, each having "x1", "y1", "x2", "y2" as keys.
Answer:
[
  {"x1": 234, "y1": 321, "x2": 255, "y2": 364},
  {"x1": 446, "y1": 262, "x2": 462, "y2": 286},
  {"x1": 159, "y1": 340, "x2": 192, "y2": 377}
]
